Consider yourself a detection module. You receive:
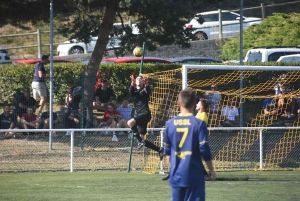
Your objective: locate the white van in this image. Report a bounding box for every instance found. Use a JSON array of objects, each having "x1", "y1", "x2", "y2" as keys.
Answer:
[
  {"x1": 244, "y1": 47, "x2": 300, "y2": 62},
  {"x1": 0, "y1": 46, "x2": 12, "y2": 64}
]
